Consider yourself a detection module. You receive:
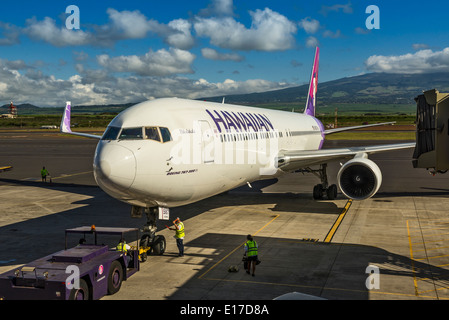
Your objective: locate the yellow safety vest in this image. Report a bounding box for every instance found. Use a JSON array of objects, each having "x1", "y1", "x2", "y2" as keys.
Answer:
[
  {"x1": 245, "y1": 240, "x2": 258, "y2": 257},
  {"x1": 175, "y1": 222, "x2": 185, "y2": 239},
  {"x1": 117, "y1": 242, "x2": 128, "y2": 253}
]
